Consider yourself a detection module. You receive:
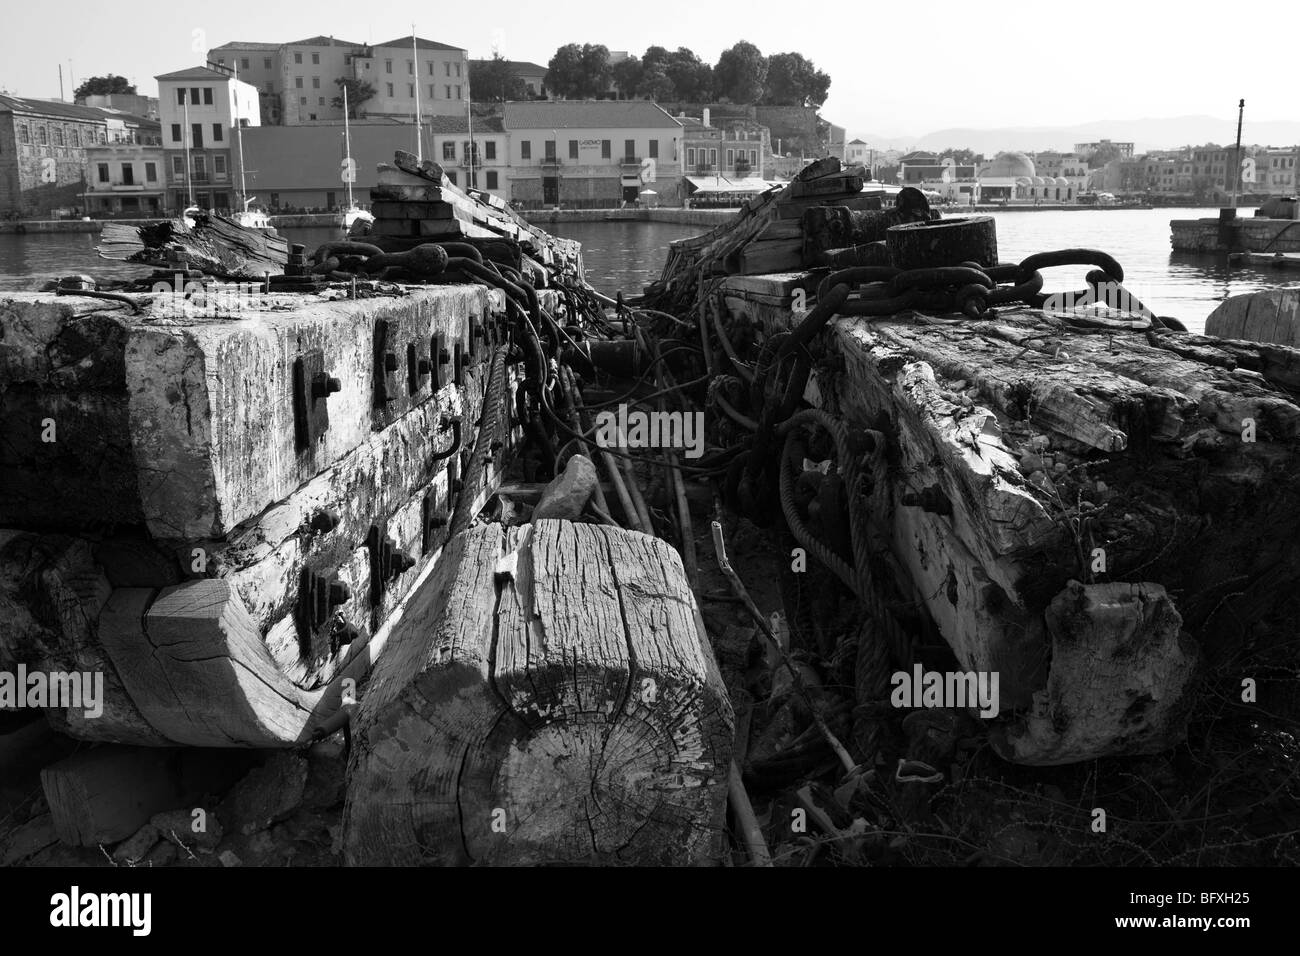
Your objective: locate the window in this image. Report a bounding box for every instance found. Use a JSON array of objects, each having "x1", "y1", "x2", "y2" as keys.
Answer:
[
  {"x1": 749, "y1": 149, "x2": 757, "y2": 167},
  {"x1": 212, "y1": 124, "x2": 223, "y2": 142},
  {"x1": 241, "y1": 57, "x2": 250, "y2": 69},
  {"x1": 446, "y1": 171, "x2": 457, "y2": 185},
  {"x1": 485, "y1": 141, "x2": 496, "y2": 160},
  {"x1": 145, "y1": 162, "x2": 157, "y2": 182},
  {"x1": 455, "y1": 85, "x2": 461, "y2": 99},
  {"x1": 270, "y1": 192, "x2": 279, "y2": 205},
  {"x1": 69, "y1": 129, "x2": 78, "y2": 147},
  {"x1": 318, "y1": 97, "x2": 325, "y2": 105},
  {"x1": 300, "y1": 96, "x2": 307, "y2": 104},
  {"x1": 649, "y1": 139, "x2": 658, "y2": 159},
  {"x1": 218, "y1": 58, "x2": 226, "y2": 67},
  {"x1": 569, "y1": 139, "x2": 578, "y2": 160},
  {"x1": 295, "y1": 77, "x2": 303, "y2": 88},
  {"x1": 443, "y1": 141, "x2": 456, "y2": 160},
  {"x1": 709, "y1": 148, "x2": 717, "y2": 165},
  {"x1": 172, "y1": 155, "x2": 184, "y2": 176},
  {"x1": 37, "y1": 127, "x2": 47, "y2": 145},
  {"x1": 312, "y1": 77, "x2": 320, "y2": 89},
  {"x1": 264, "y1": 57, "x2": 272, "y2": 69},
  {"x1": 521, "y1": 140, "x2": 531, "y2": 160},
  {"x1": 191, "y1": 124, "x2": 203, "y2": 148},
  {"x1": 408, "y1": 60, "x2": 414, "y2": 74},
  {"x1": 445, "y1": 62, "x2": 451, "y2": 77},
  {"x1": 408, "y1": 84, "x2": 415, "y2": 98},
  {"x1": 429, "y1": 61, "x2": 435, "y2": 75},
  {"x1": 192, "y1": 155, "x2": 205, "y2": 175},
  {"x1": 455, "y1": 63, "x2": 461, "y2": 78},
  {"x1": 726, "y1": 148, "x2": 734, "y2": 167},
  {"x1": 687, "y1": 147, "x2": 695, "y2": 166},
  {"x1": 385, "y1": 59, "x2": 392, "y2": 73},
  {"x1": 97, "y1": 163, "x2": 109, "y2": 183},
  {"x1": 386, "y1": 83, "x2": 394, "y2": 97},
  {"x1": 177, "y1": 88, "x2": 186, "y2": 104},
  {"x1": 545, "y1": 140, "x2": 556, "y2": 160},
  {"x1": 53, "y1": 127, "x2": 64, "y2": 146},
  {"x1": 624, "y1": 139, "x2": 635, "y2": 160},
  {"x1": 486, "y1": 170, "x2": 498, "y2": 189},
  {"x1": 601, "y1": 139, "x2": 611, "y2": 159},
  {"x1": 312, "y1": 53, "x2": 320, "y2": 65},
  {"x1": 429, "y1": 85, "x2": 436, "y2": 97},
  {"x1": 295, "y1": 52, "x2": 303, "y2": 64},
  {"x1": 445, "y1": 85, "x2": 451, "y2": 99},
  {"x1": 18, "y1": 124, "x2": 28, "y2": 145},
  {"x1": 309, "y1": 113, "x2": 317, "y2": 120},
  {"x1": 213, "y1": 155, "x2": 226, "y2": 175},
  {"x1": 190, "y1": 87, "x2": 200, "y2": 103},
  {"x1": 204, "y1": 88, "x2": 214, "y2": 104}
]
